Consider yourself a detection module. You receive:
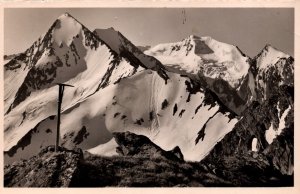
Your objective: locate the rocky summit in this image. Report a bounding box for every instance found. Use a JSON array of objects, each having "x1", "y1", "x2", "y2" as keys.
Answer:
[{"x1": 4, "y1": 146, "x2": 83, "y2": 187}]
